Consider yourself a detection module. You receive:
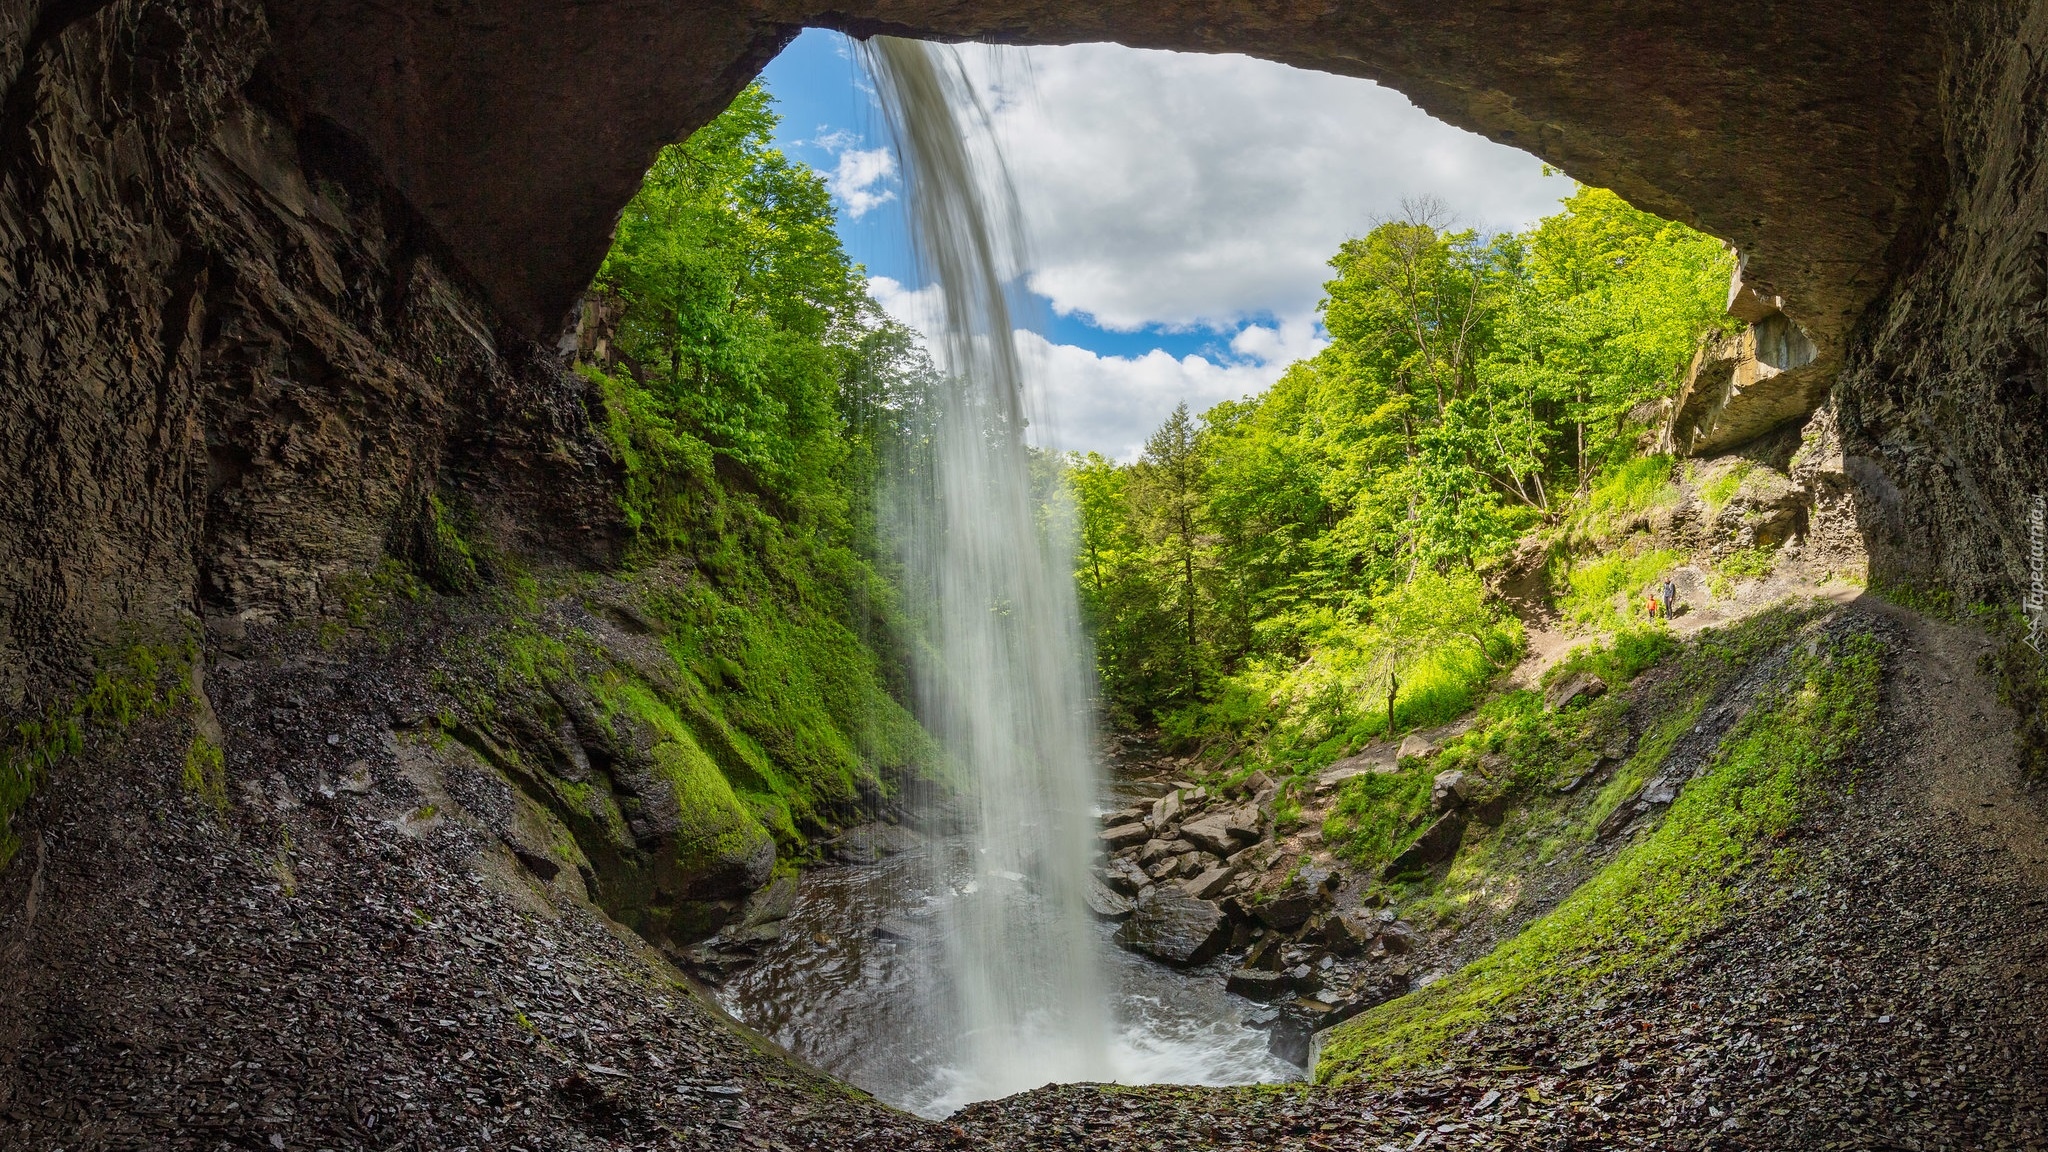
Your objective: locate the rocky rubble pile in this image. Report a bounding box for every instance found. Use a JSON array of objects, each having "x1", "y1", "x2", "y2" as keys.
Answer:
[{"x1": 1092, "y1": 770, "x2": 1440, "y2": 1060}]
